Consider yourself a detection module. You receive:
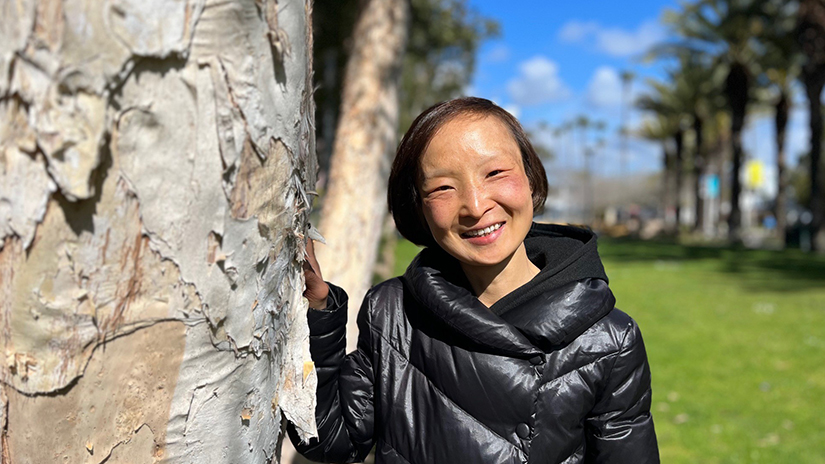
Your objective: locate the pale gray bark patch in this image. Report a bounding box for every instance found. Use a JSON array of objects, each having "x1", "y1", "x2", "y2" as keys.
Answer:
[
  {"x1": 107, "y1": 0, "x2": 205, "y2": 58},
  {"x1": 0, "y1": 103, "x2": 56, "y2": 247},
  {"x1": 0, "y1": 0, "x2": 36, "y2": 93}
]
